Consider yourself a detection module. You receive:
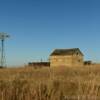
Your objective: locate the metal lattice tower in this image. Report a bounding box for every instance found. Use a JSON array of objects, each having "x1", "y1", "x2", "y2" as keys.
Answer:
[{"x1": 0, "y1": 32, "x2": 10, "y2": 68}]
